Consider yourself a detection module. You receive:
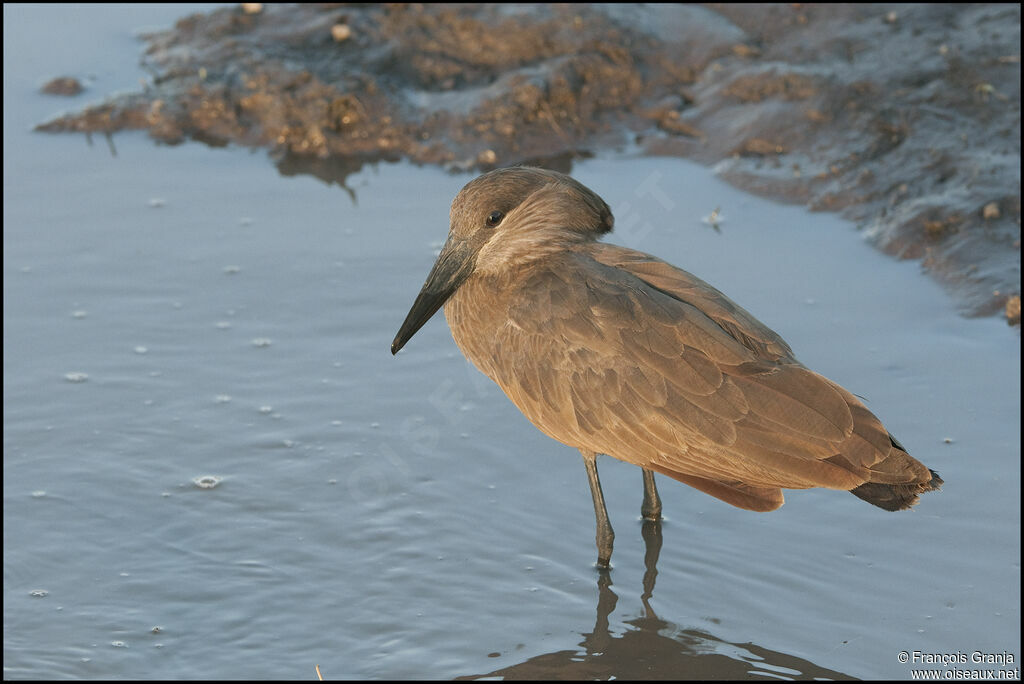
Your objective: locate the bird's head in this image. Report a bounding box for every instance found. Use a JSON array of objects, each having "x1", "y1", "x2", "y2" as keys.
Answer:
[{"x1": 391, "y1": 167, "x2": 613, "y2": 354}]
